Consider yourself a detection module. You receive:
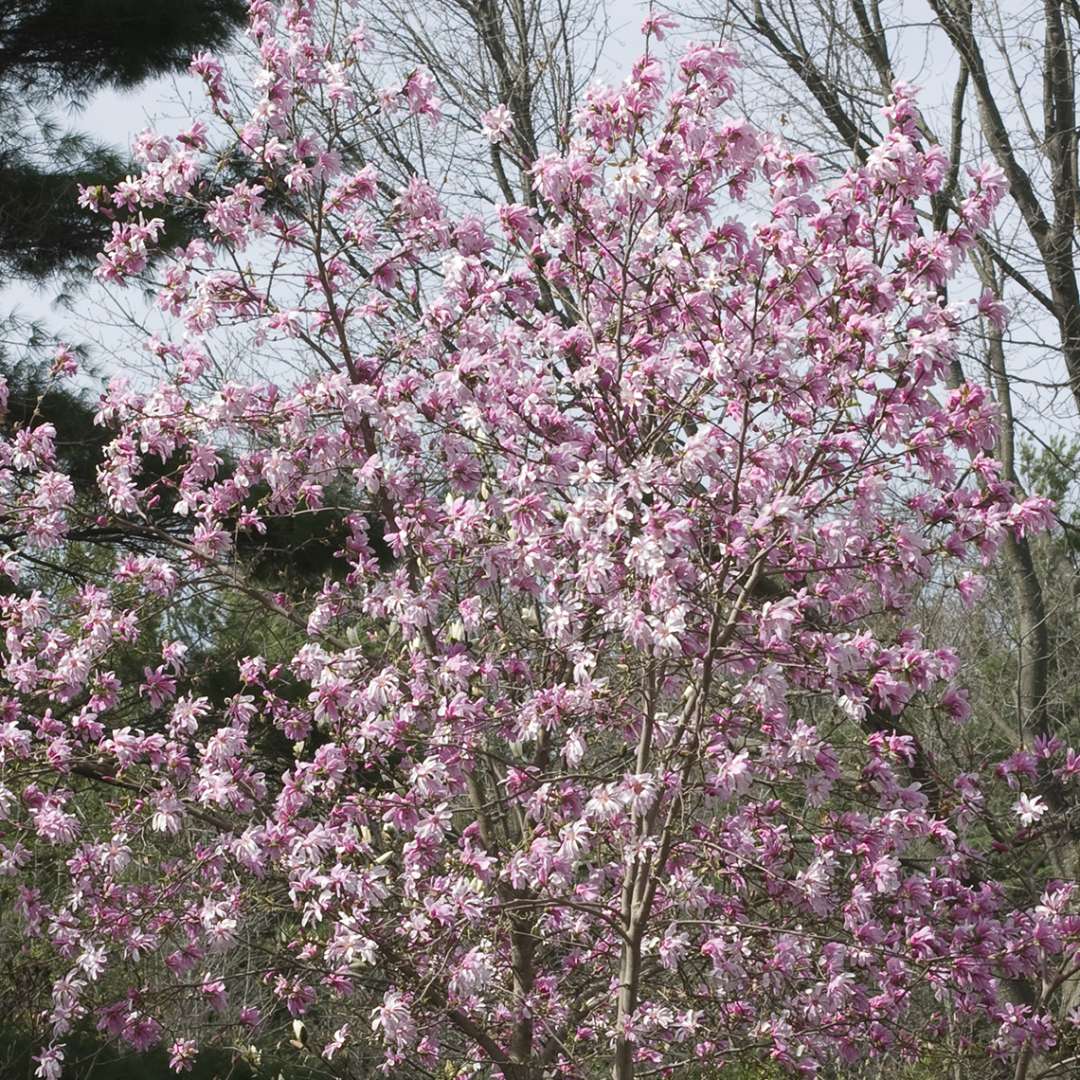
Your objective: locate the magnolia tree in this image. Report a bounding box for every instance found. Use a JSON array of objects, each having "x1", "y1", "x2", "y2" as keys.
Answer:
[{"x1": 1, "y1": 2, "x2": 1078, "y2": 1078}]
